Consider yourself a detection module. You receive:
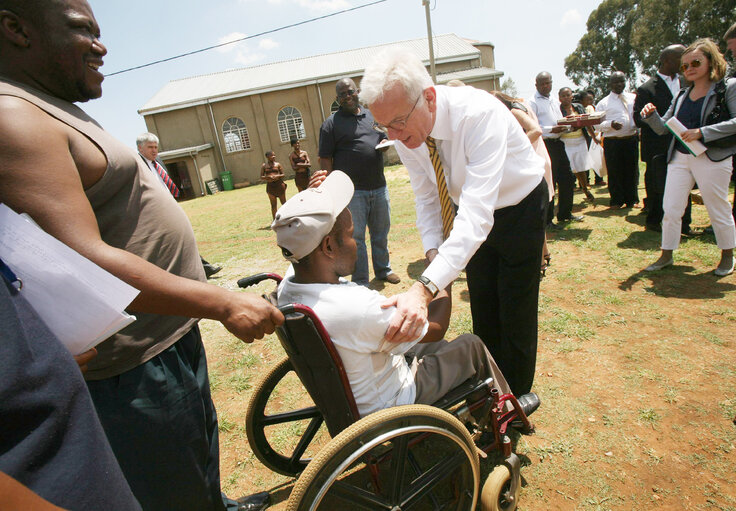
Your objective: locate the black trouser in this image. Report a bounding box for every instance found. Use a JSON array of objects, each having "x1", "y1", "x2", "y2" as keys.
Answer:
[
  {"x1": 87, "y1": 326, "x2": 226, "y2": 511},
  {"x1": 543, "y1": 138, "x2": 575, "y2": 222},
  {"x1": 646, "y1": 154, "x2": 691, "y2": 230},
  {"x1": 604, "y1": 136, "x2": 640, "y2": 207},
  {"x1": 465, "y1": 179, "x2": 548, "y2": 396}
]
